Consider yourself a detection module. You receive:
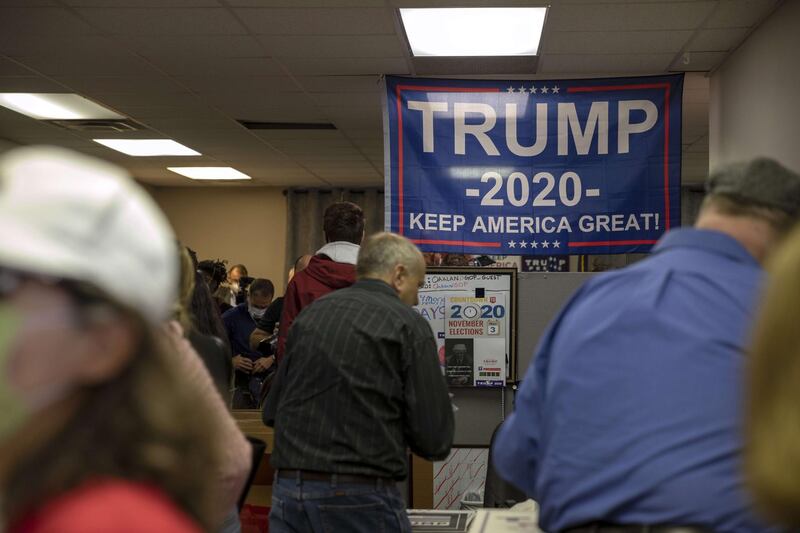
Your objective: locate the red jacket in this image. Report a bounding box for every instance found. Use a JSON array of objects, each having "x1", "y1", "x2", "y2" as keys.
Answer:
[
  {"x1": 10, "y1": 480, "x2": 200, "y2": 533},
  {"x1": 276, "y1": 254, "x2": 356, "y2": 360}
]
